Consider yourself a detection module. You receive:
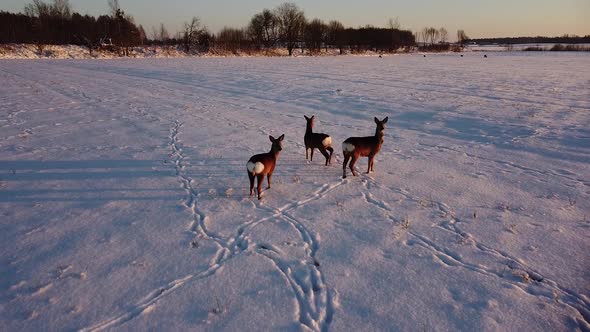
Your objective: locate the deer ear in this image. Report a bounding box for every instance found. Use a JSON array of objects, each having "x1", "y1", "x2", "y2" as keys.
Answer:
[
  {"x1": 304, "y1": 115, "x2": 309, "y2": 121},
  {"x1": 278, "y1": 134, "x2": 285, "y2": 141},
  {"x1": 382, "y1": 117, "x2": 388, "y2": 124},
  {"x1": 374, "y1": 117, "x2": 379, "y2": 124},
  {"x1": 311, "y1": 115, "x2": 315, "y2": 119},
  {"x1": 269, "y1": 135, "x2": 275, "y2": 142}
]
